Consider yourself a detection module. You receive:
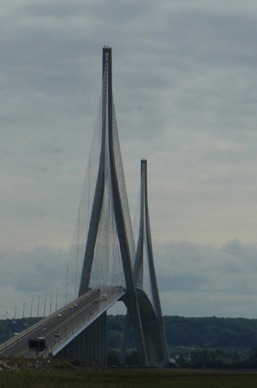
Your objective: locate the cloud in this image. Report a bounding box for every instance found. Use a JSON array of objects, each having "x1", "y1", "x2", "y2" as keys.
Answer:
[
  {"x1": 0, "y1": 246, "x2": 66, "y2": 291},
  {"x1": 0, "y1": 244, "x2": 78, "y2": 318},
  {"x1": 156, "y1": 240, "x2": 257, "y2": 317}
]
